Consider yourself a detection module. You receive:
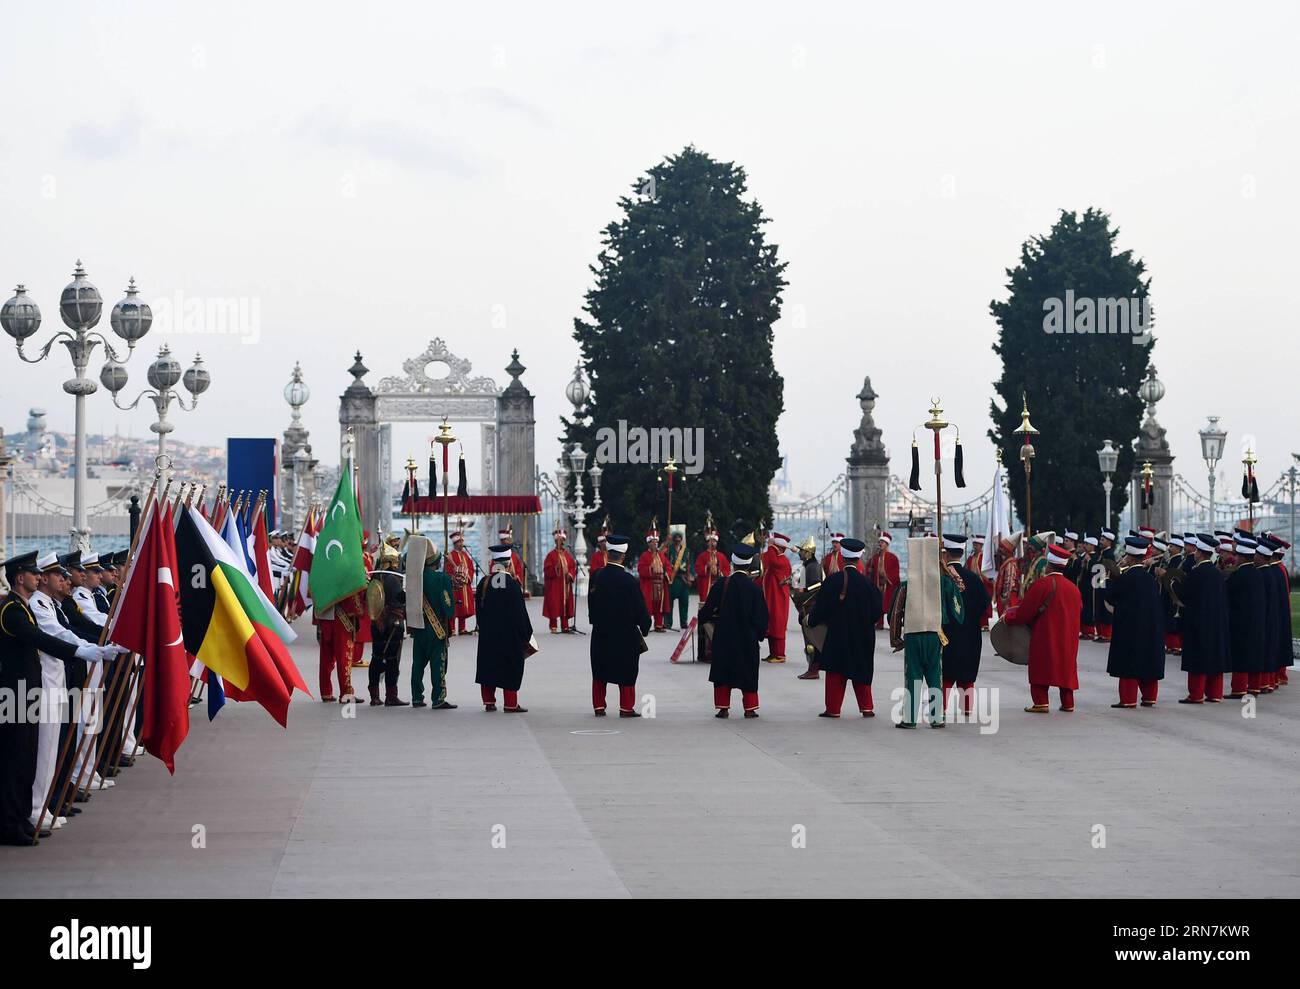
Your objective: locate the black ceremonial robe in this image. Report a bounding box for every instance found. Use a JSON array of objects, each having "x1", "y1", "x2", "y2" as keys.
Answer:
[
  {"x1": 939, "y1": 564, "x2": 991, "y2": 684},
  {"x1": 1179, "y1": 559, "x2": 1228, "y2": 675},
  {"x1": 474, "y1": 570, "x2": 533, "y2": 692},
  {"x1": 700, "y1": 573, "x2": 768, "y2": 693},
  {"x1": 1225, "y1": 563, "x2": 1266, "y2": 674},
  {"x1": 1264, "y1": 564, "x2": 1293, "y2": 670},
  {"x1": 1104, "y1": 564, "x2": 1166, "y2": 680},
  {"x1": 808, "y1": 567, "x2": 882, "y2": 683},
  {"x1": 587, "y1": 562, "x2": 652, "y2": 686}
]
